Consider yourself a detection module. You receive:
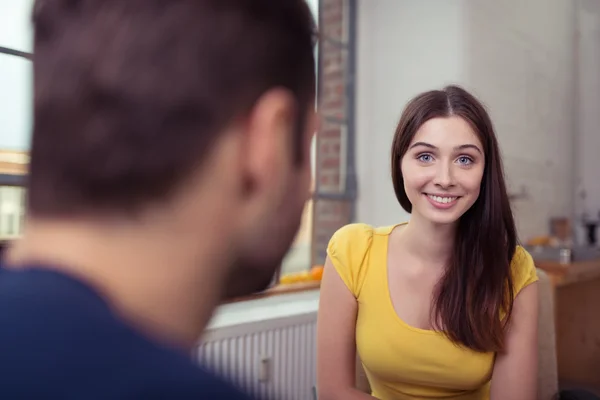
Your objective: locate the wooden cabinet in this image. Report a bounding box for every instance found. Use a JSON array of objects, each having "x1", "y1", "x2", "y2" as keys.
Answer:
[{"x1": 535, "y1": 259, "x2": 600, "y2": 391}]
